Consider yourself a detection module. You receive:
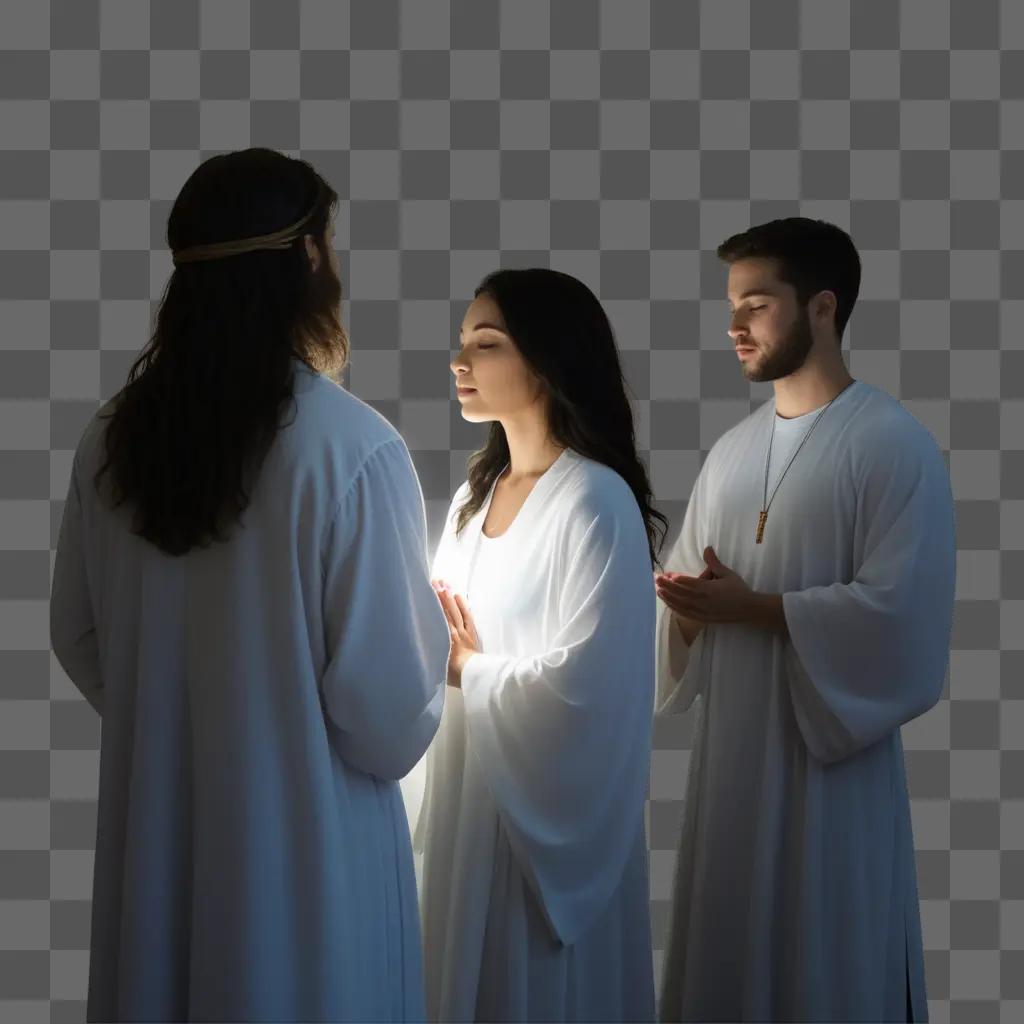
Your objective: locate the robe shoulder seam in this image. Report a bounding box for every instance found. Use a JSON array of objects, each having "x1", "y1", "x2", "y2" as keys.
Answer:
[{"x1": 318, "y1": 437, "x2": 410, "y2": 577}]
